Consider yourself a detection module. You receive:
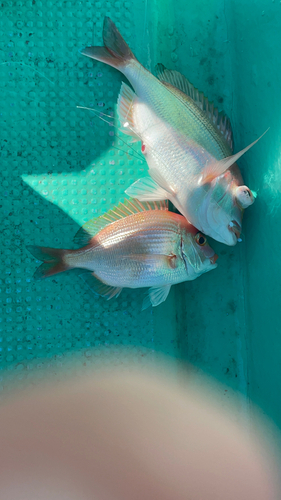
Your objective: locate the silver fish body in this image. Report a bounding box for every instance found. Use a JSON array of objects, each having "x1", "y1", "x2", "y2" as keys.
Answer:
[
  {"x1": 122, "y1": 62, "x2": 231, "y2": 160},
  {"x1": 27, "y1": 200, "x2": 218, "y2": 309},
  {"x1": 81, "y1": 18, "x2": 259, "y2": 246},
  {"x1": 66, "y1": 210, "x2": 214, "y2": 287},
  {"x1": 126, "y1": 101, "x2": 244, "y2": 244}
]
